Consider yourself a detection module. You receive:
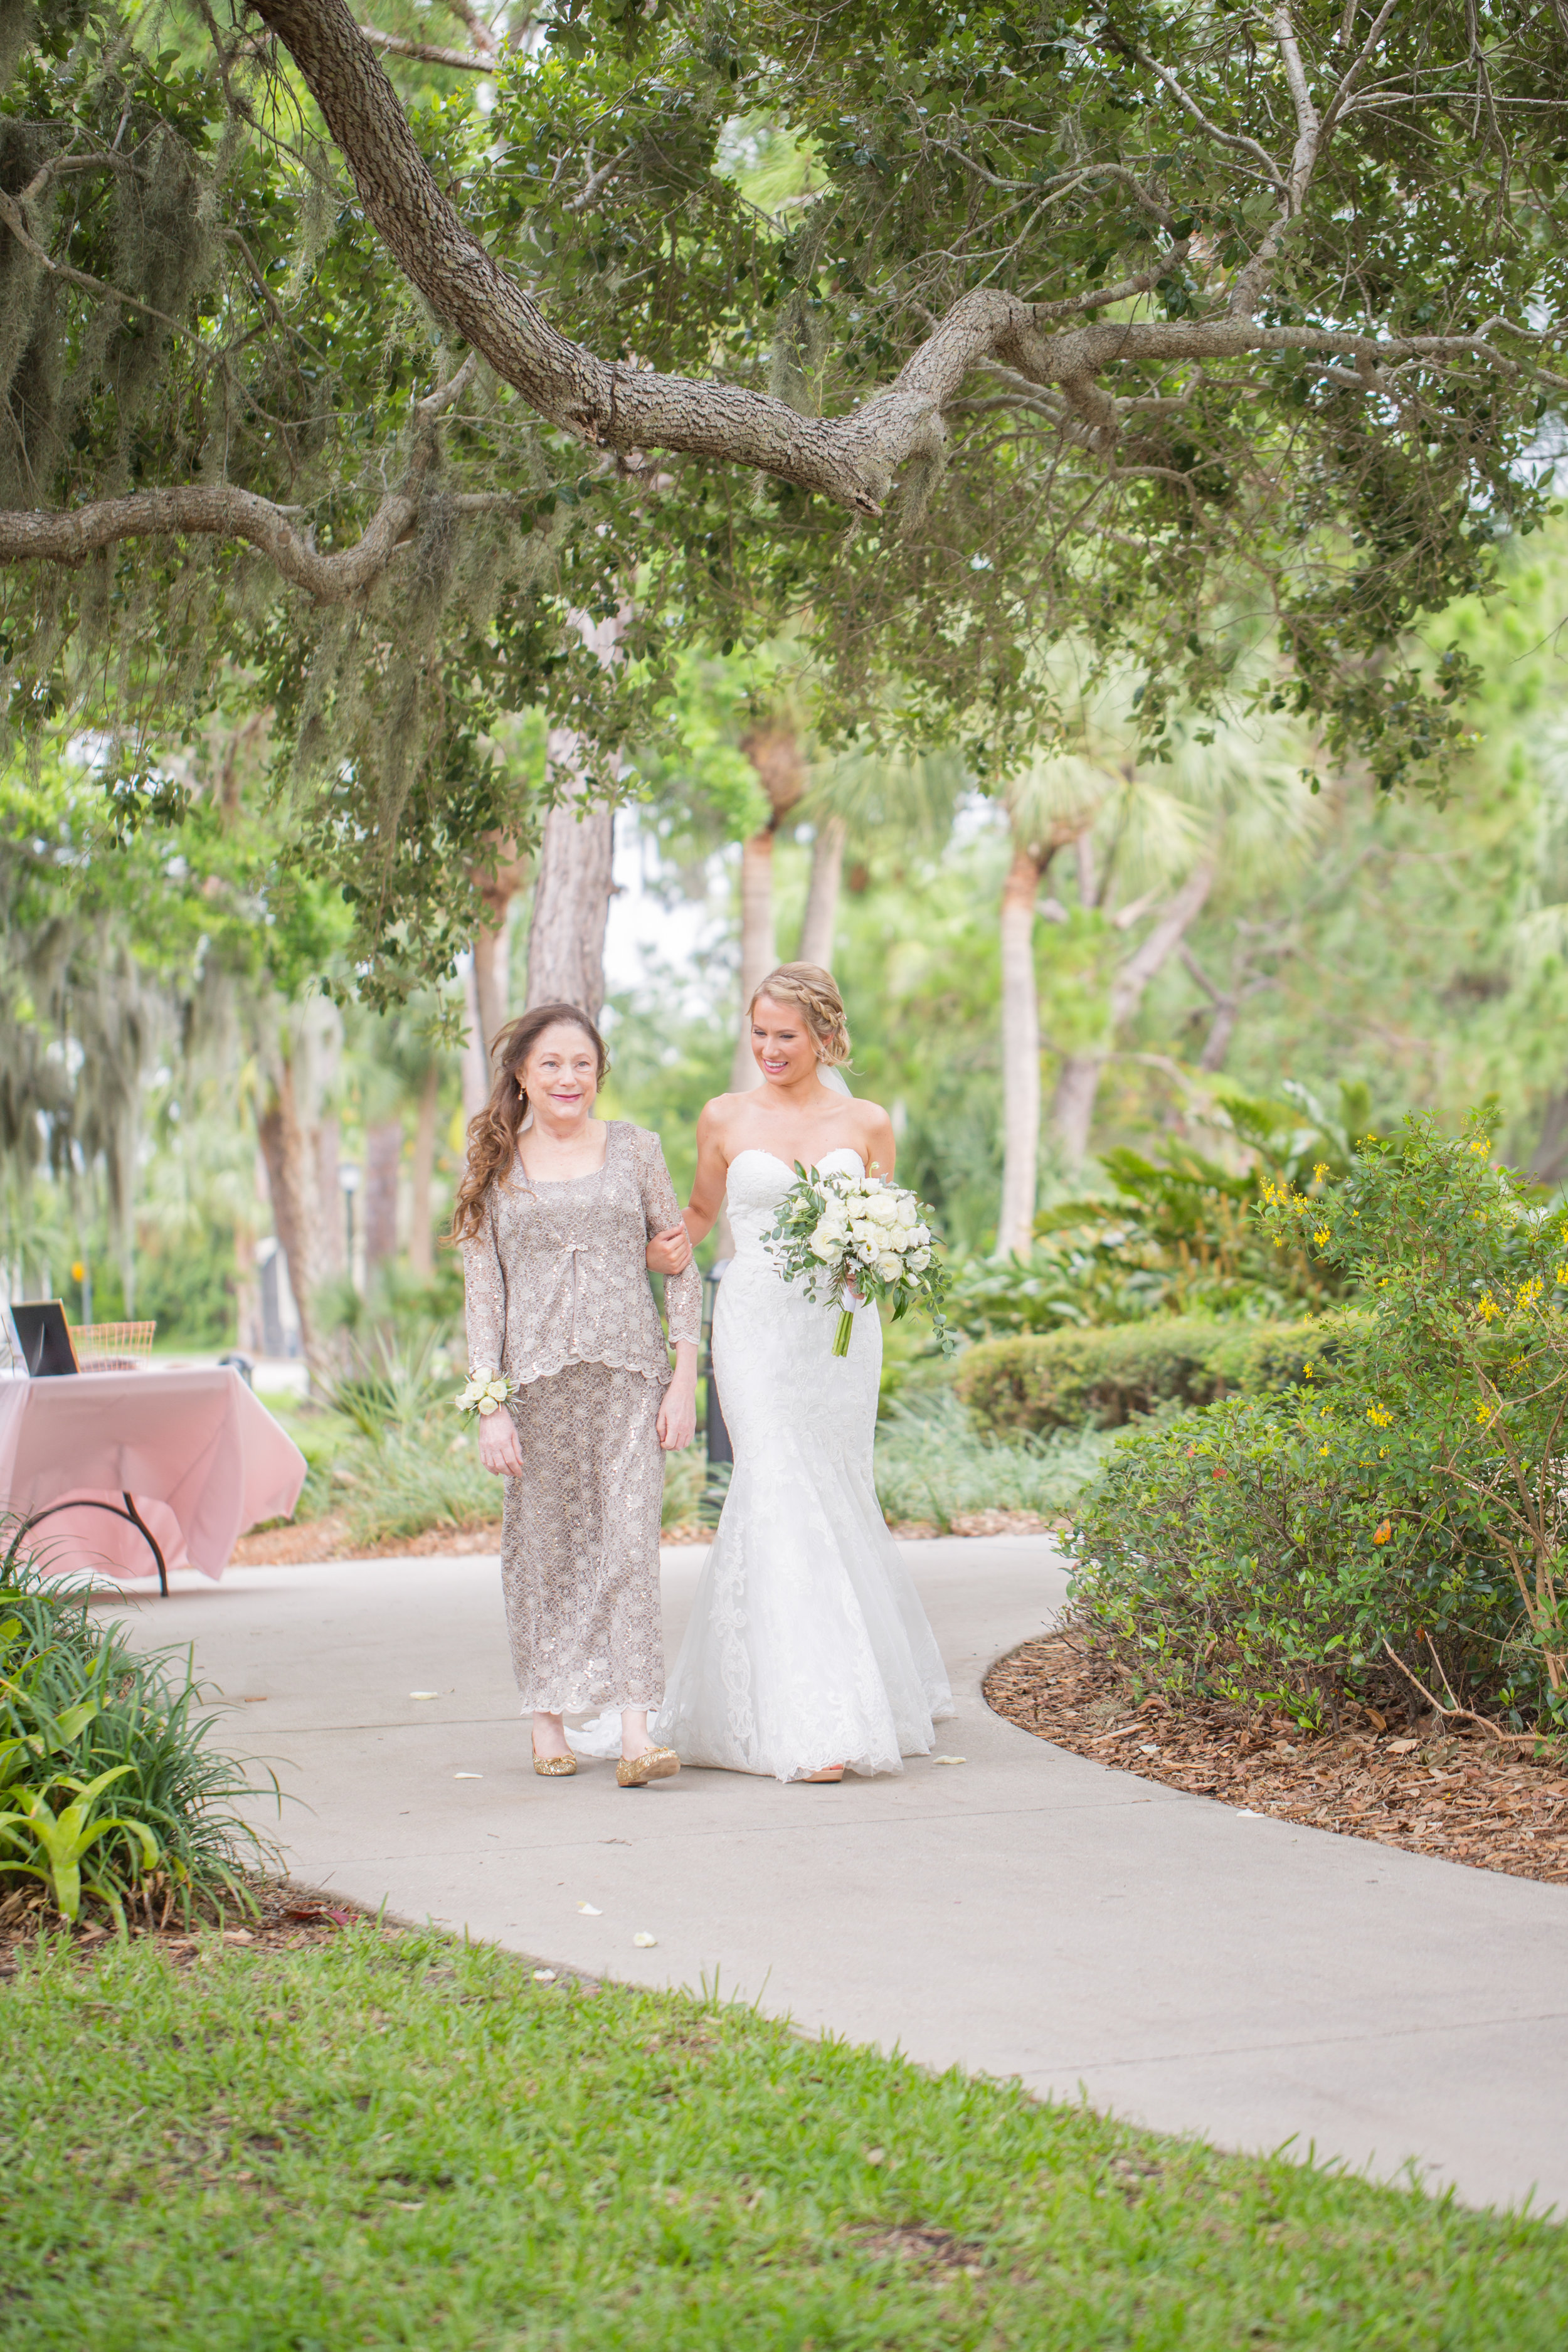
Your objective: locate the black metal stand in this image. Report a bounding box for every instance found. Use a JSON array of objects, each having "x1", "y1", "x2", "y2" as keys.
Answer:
[
  {"x1": 20, "y1": 1493, "x2": 169, "y2": 1595},
  {"x1": 702, "y1": 1258, "x2": 733, "y2": 1468}
]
